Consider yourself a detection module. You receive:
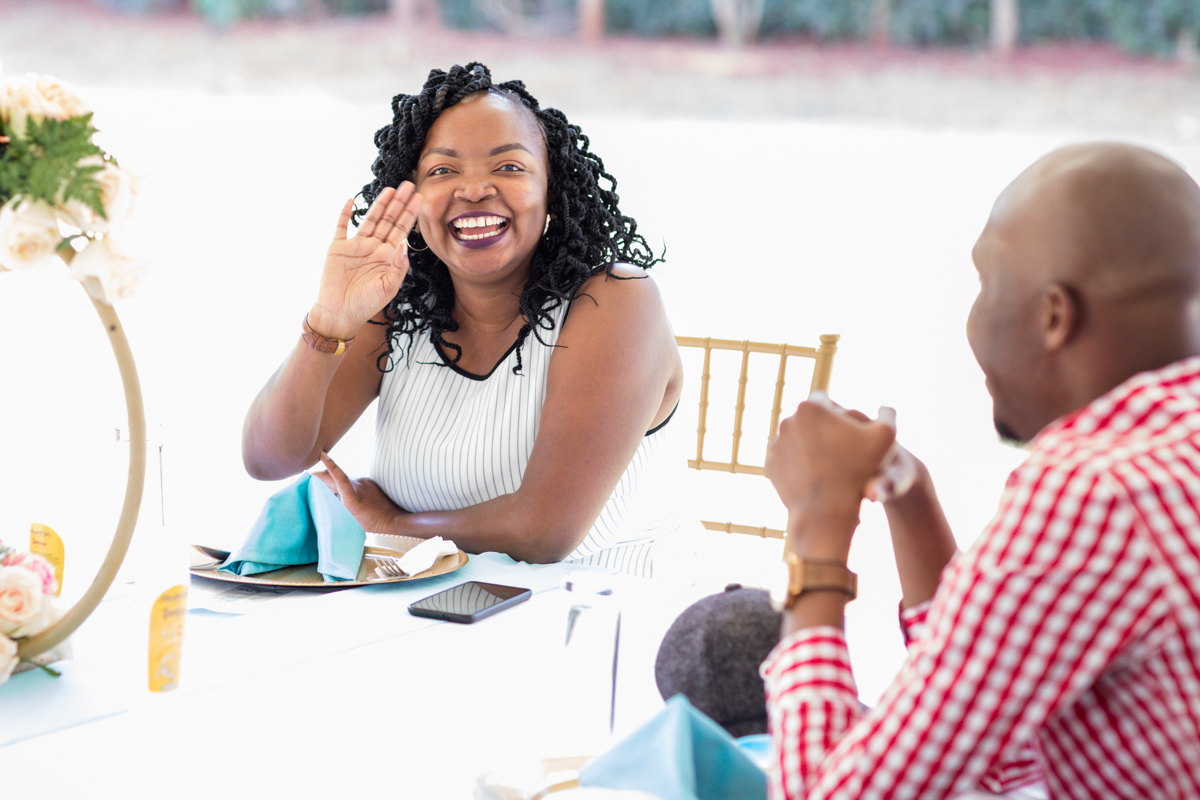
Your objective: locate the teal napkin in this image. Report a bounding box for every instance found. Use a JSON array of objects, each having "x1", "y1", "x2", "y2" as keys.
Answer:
[
  {"x1": 220, "y1": 474, "x2": 366, "y2": 582},
  {"x1": 579, "y1": 695, "x2": 768, "y2": 800}
]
